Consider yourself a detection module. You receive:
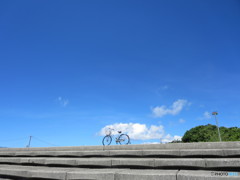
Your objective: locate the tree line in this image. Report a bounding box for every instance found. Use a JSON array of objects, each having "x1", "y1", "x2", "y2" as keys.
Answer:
[{"x1": 172, "y1": 124, "x2": 240, "y2": 143}]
